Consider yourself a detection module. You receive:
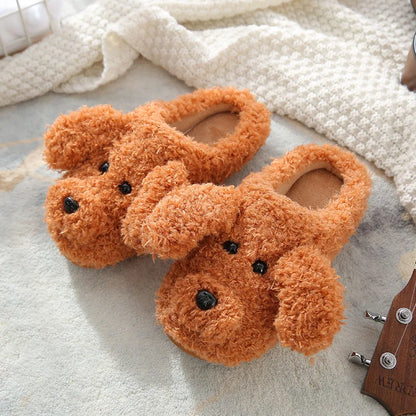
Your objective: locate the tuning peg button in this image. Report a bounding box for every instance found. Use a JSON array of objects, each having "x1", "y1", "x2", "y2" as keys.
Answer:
[
  {"x1": 380, "y1": 352, "x2": 396, "y2": 370},
  {"x1": 365, "y1": 310, "x2": 386, "y2": 323},
  {"x1": 348, "y1": 351, "x2": 371, "y2": 367},
  {"x1": 396, "y1": 307, "x2": 412, "y2": 324}
]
